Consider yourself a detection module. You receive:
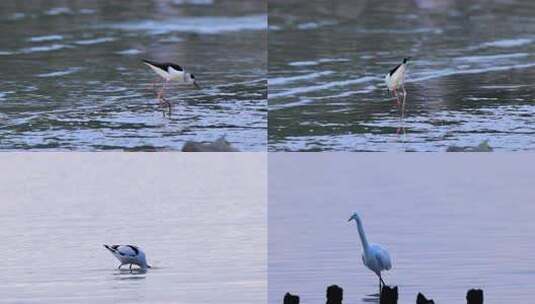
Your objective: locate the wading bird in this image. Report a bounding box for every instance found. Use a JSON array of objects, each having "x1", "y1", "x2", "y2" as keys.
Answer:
[
  {"x1": 103, "y1": 244, "x2": 151, "y2": 271},
  {"x1": 142, "y1": 59, "x2": 200, "y2": 114},
  {"x1": 385, "y1": 57, "x2": 411, "y2": 106},
  {"x1": 348, "y1": 212, "x2": 392, "y2": 294}
]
